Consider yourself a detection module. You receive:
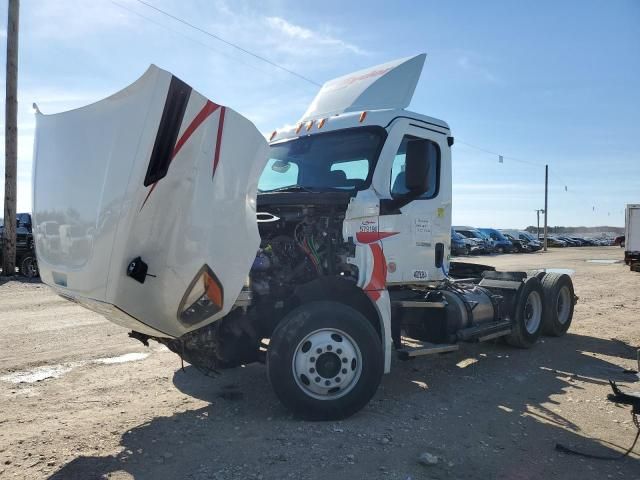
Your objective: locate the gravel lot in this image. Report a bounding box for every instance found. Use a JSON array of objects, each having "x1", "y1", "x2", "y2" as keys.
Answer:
[{"x1": 0, "y1": 246, "x2": 638, "y2": 479}]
